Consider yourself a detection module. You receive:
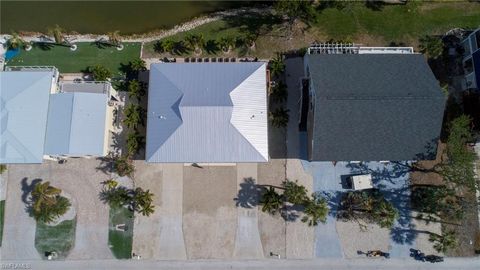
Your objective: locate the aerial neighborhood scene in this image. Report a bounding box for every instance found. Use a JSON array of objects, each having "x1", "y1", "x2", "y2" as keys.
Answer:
[{"x1": 0, "y1": 0, "x2": 479, "y2": 269}]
